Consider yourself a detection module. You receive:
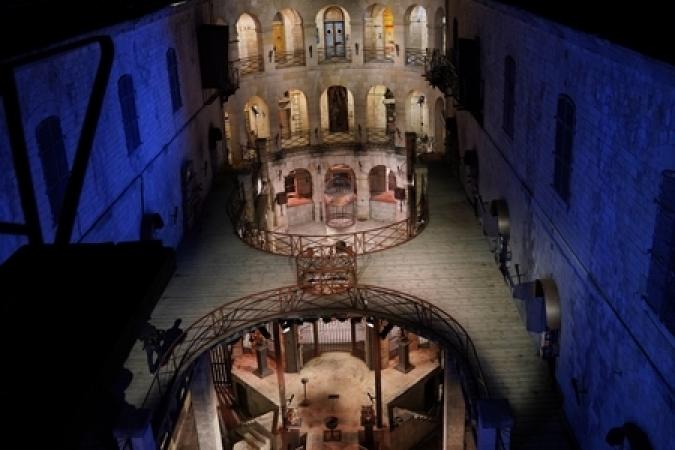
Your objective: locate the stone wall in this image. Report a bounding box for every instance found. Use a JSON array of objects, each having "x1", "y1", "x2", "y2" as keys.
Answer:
[
  {"x1": 0, "y1": 1, "x2": 221, "y2": 263},
  {"x1": 450, "y1": 0, "x2": 675, "y2": 448}
]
